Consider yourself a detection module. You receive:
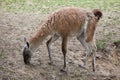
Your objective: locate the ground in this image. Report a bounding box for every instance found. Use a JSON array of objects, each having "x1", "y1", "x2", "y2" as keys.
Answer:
[{"x1": 0, "y1": 5, "x2": 120, "y2": 80}]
